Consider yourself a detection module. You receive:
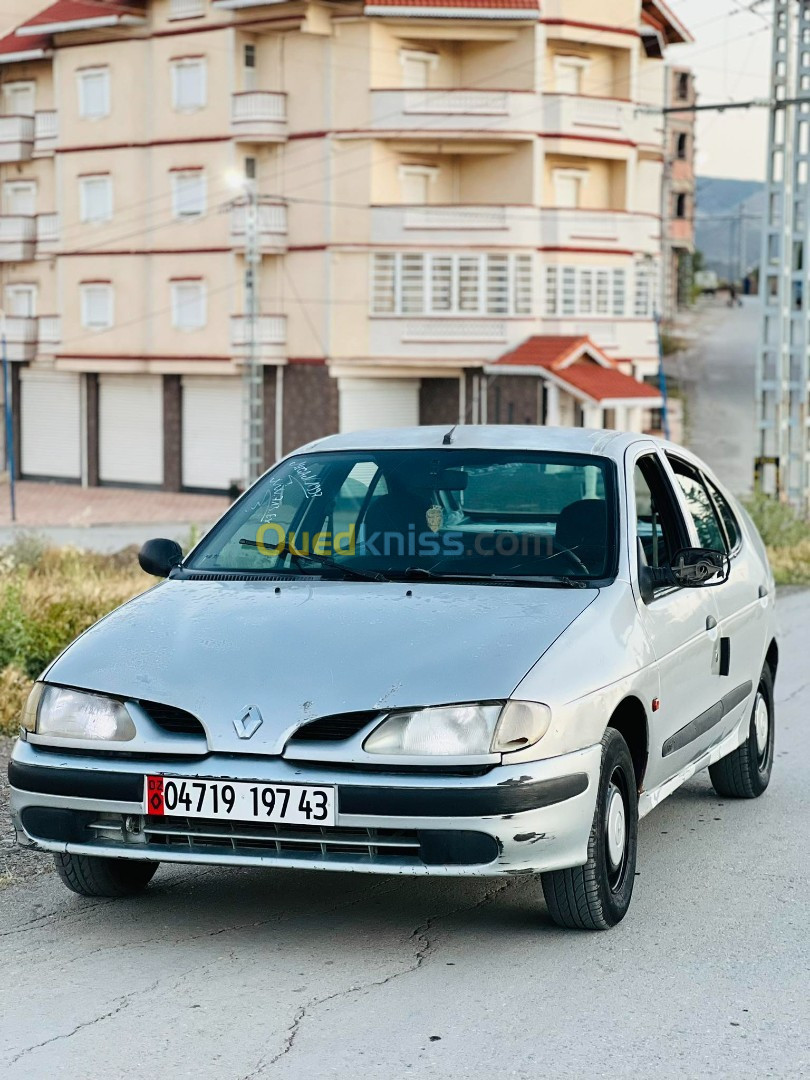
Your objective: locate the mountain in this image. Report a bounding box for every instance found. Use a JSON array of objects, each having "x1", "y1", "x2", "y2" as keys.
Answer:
[{"x1": 694, "y1": 176, "x2": 765, "y2": 282}]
